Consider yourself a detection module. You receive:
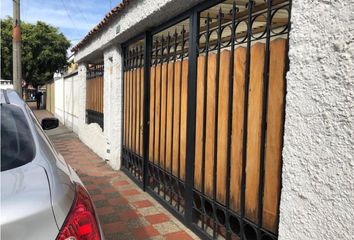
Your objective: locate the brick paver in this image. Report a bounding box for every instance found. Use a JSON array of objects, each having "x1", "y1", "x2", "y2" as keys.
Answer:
[{"x1": 32, "y1": 104, "x2": 198, "y2": 240}]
